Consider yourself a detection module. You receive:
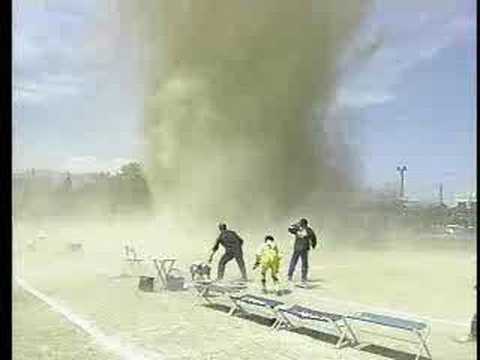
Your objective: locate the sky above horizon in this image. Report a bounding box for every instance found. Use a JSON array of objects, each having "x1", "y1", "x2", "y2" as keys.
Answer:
[{"x1": 13, "y1": 0, "x2": 476, "y2": 204}]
